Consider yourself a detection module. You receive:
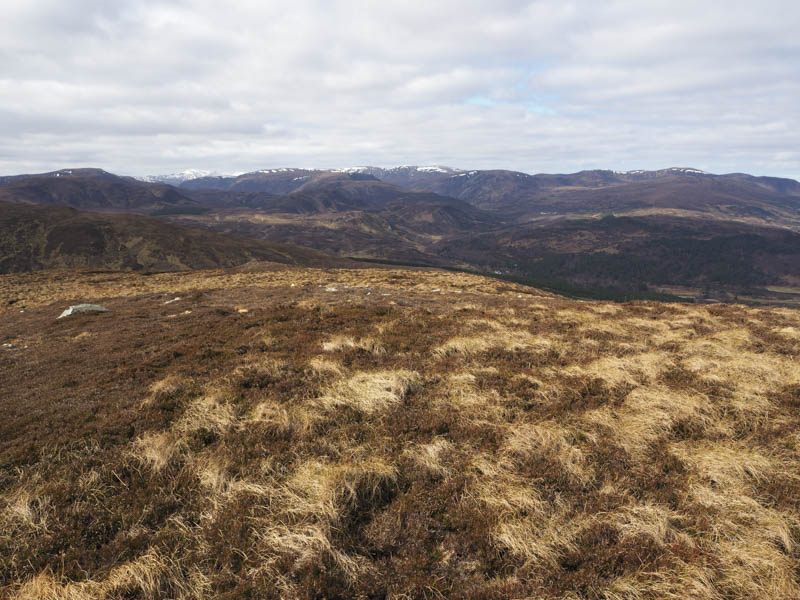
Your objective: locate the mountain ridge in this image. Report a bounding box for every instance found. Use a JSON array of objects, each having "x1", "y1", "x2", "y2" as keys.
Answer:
[{"x1": 4, "y1": 164, "x2": 800, "y2": 304}]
